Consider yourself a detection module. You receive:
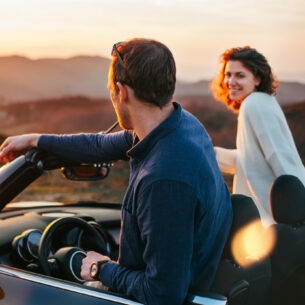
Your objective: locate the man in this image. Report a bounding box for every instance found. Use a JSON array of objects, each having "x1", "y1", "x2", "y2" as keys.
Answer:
[{"x1": 0, "y1": 38, "x2": 232, "y2": 305}]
